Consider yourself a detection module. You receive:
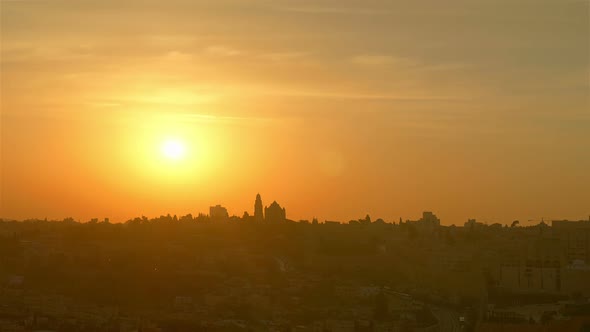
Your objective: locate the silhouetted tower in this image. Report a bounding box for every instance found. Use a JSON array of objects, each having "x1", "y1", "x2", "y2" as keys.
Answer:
[{"x1": 254, "y1": 193, "x2": 264, "y2": 222}]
